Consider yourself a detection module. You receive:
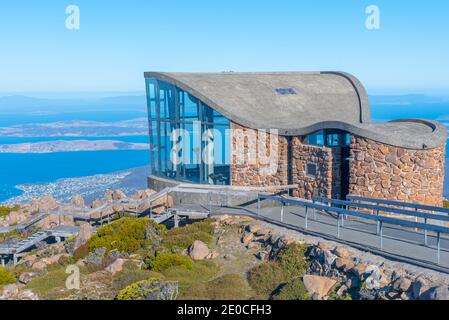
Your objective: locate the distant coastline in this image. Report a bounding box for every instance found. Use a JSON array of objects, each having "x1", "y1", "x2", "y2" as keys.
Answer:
[
  {"x1": 1, "y1": 166, "x2": 149, "y2": 205},
  {"x1": 0, "y1": 140, "x2": 149, "y2": 153}
]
